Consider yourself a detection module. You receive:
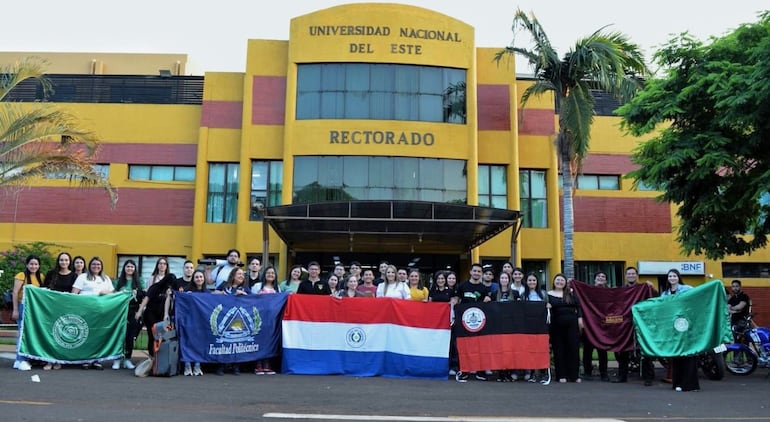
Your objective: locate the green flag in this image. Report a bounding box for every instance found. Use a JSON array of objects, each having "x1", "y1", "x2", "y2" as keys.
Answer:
[
  {"x1": 632, "y1": 280, "x2": 731, "y2": 357},
  {"x1": 19, "y1": 286, "x2": 130, "y2": 364}
]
